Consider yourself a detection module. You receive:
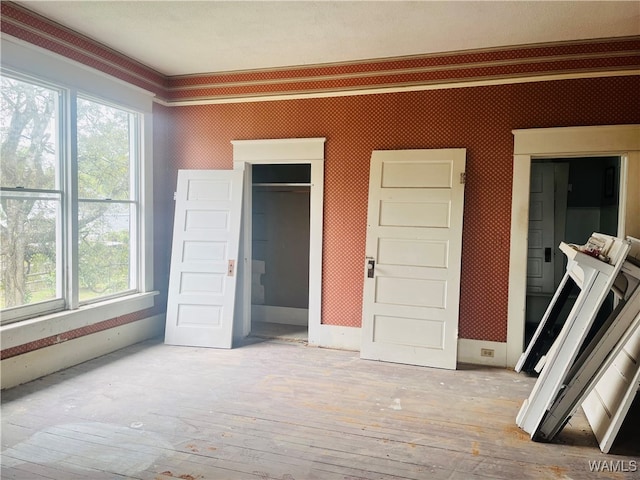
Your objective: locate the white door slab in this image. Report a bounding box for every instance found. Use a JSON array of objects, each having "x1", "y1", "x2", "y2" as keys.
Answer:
[
  {"x1": 583, "y1": 325, "x2": 640, "y2": 453},
  {"x1": 361, "y1": 149, "x2": 466, "y2": 370},
  {"x1": 527, "y1": 163, "x2": 555, "y2": 293},
  {"x1": 165, "y1": 169, "x2": 244, "y2": 348},
  {"x1": 583, "y1": 250, "x2": 640, "y2": 453},
  {"x1": 538, "y1": 261, "x2": 640, "y2": 442}
]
